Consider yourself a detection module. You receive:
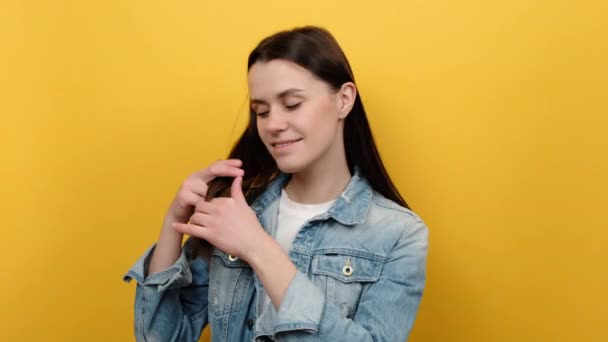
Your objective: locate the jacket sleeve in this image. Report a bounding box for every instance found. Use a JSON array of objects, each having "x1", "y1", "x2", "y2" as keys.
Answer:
[
  {"x1": 269, "y1": 218, "x2": 428, "y2": 342},
  {"x1": 123, "y1": 237, "x2": 210, "y2": 342}
]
